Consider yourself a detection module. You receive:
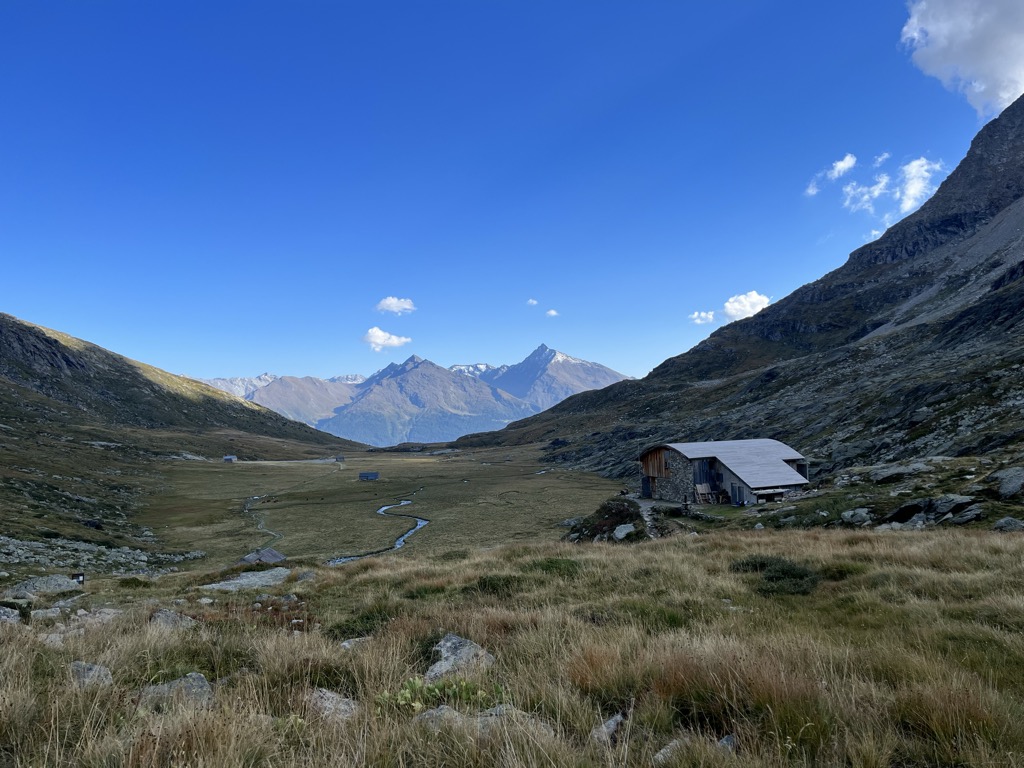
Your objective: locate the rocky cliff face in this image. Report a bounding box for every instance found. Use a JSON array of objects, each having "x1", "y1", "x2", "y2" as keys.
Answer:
[{"x1": 463, "y1": 94, "x2": 1024, "y2": 476}]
